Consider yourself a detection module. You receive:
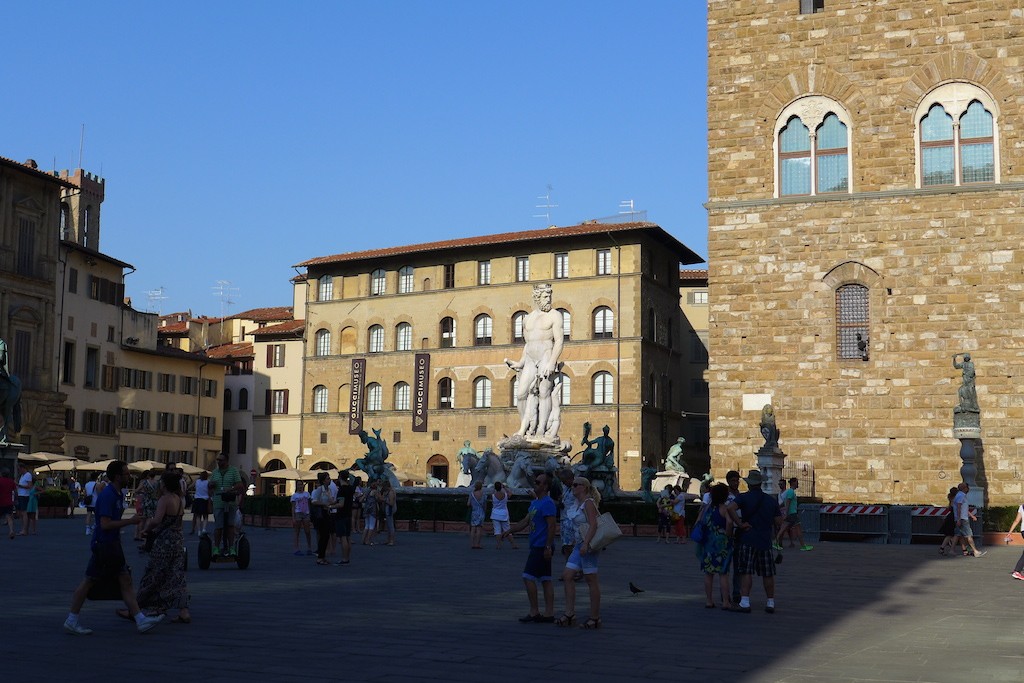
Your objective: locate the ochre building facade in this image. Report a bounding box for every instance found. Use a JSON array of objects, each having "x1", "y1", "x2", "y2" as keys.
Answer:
[
  {"x1": 707, "y1": 0, "x2": 1024, "y2": 504},
  {"x1": 296, "y1": 221, "x2": 702, "y2": 490}
]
